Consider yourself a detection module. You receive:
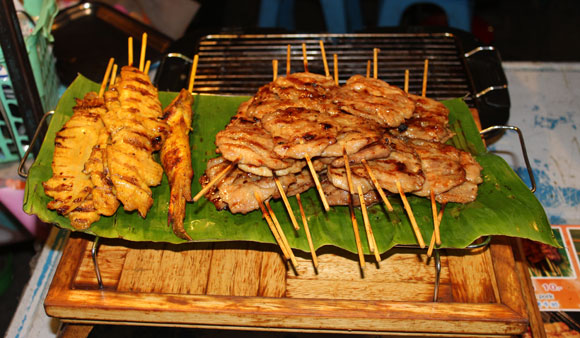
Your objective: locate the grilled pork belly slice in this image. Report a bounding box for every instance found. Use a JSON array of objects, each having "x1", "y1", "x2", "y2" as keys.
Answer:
[
  {"x1": 244, "y1": 72, "x2": 339, "y2": 120},
  {"x1": 216, "y1": 115, "x2": 294, "y2": 171},
  {"x1": 389, "y1": 94, "x2": 454, "y2": 143},
  {"x1": 201, "y1": 157, "x2": 296, "y2": 214},
  {"x1": 321, "y1": 174, "x2": 380, "y2": 207},
  {"x1": 333, "y1": 75, "x2": 415, "y2": 127},
  {"x1": 43, "y1": 93, "x2": 105, "y2": 219},
  {"x1": 407, "y1": 138, "x2": 468, "y2": 197},
  {"x1": 331, "y1": 139, "x2": 392, "y2": 167},
  {"x1": 436, "y1": 151, "x2": 483, "y2": 204},
  {"x1": 261, "y1": 107, "x2": 382, "y2": 160},
  {"x1": 160, "y1": 89, "x2": 194, "y2": 241}
]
